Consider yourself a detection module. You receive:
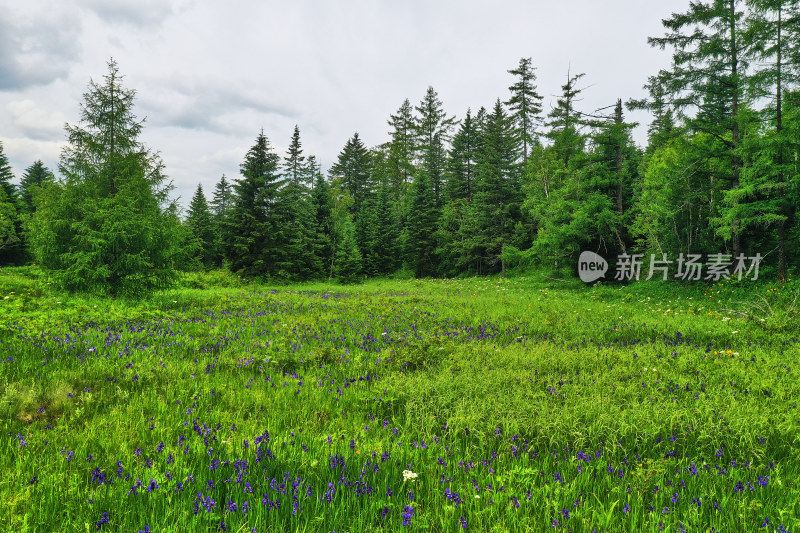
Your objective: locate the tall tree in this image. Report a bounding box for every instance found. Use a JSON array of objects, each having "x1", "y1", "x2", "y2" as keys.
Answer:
[
  {"x1": 210, "y1": 174, "x2": 233, "y2": 266},
  {"x1": 28, "y1": 60, "x2": 184, "y2": 295},
  {"x1": 733, "y1": 0, "x2": 800, "y2": 277},
  {"x1": 279, "y1": 128, "x2": 320, "y2": 279},
  {"x1": 310, "y1": 161, "x2": 334, "y2": 278},
  {"x1": 0, "y1": 142, "x2": 23, "y2": 264},
  {"x1": 19, "y1": 160, "x2": 54, "y2": 214},
  {"x1": 386, "y1": 99, "x2": 417, "y2": 206},
  {"x1": 415, "y1": 87, "x2": 456, "y2": 207},
  {"x1": 283, "y1": 125, "x2": 310, "y2": 188},
  {"x1": 229, "y1": 130, "x2": 283, "y2": 278},
  {"x1": 329, "y1": 133, "x2": 373, "y2": 214},
  {"x1": 405, "y1": 171, "x2": 438, "y2": 277},
  {"x1": 506, "y1": 57, "x2": 544, "y2": 161},
  {"x1": 473, "y1": 100, "x2": 523, "y2": 276},
  {"x1": 186, "y1": 183, "x2": 215, "y2": 267},
  {"x1": 446, "y1": 109, "x2": 480, "y2": 203},
  {"x1": 646, "y1": 0, "x2": 750, "y2": 255},
  {"x1": 545, "y1": 70, "x2": 588, "y2": 166}
]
